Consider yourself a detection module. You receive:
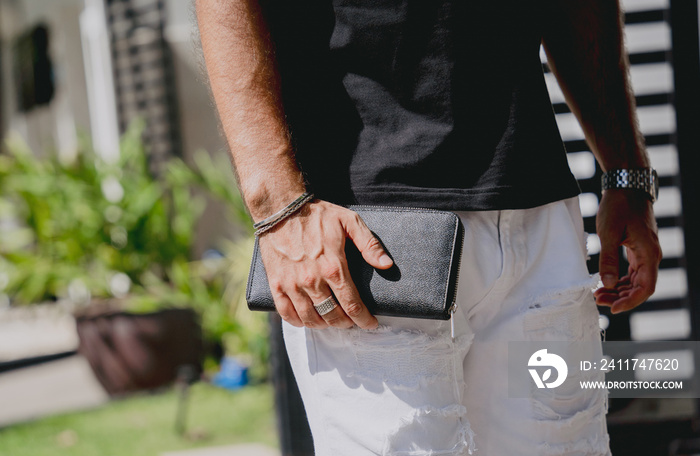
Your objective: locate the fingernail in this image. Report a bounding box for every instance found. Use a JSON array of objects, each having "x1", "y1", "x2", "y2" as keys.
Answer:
[
  {"x1": 602, "y1": 274, "x2": 617, "y2": 288},
  {"x1": 379, "y1": 254, "x2": 393, "y2": 267}
]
